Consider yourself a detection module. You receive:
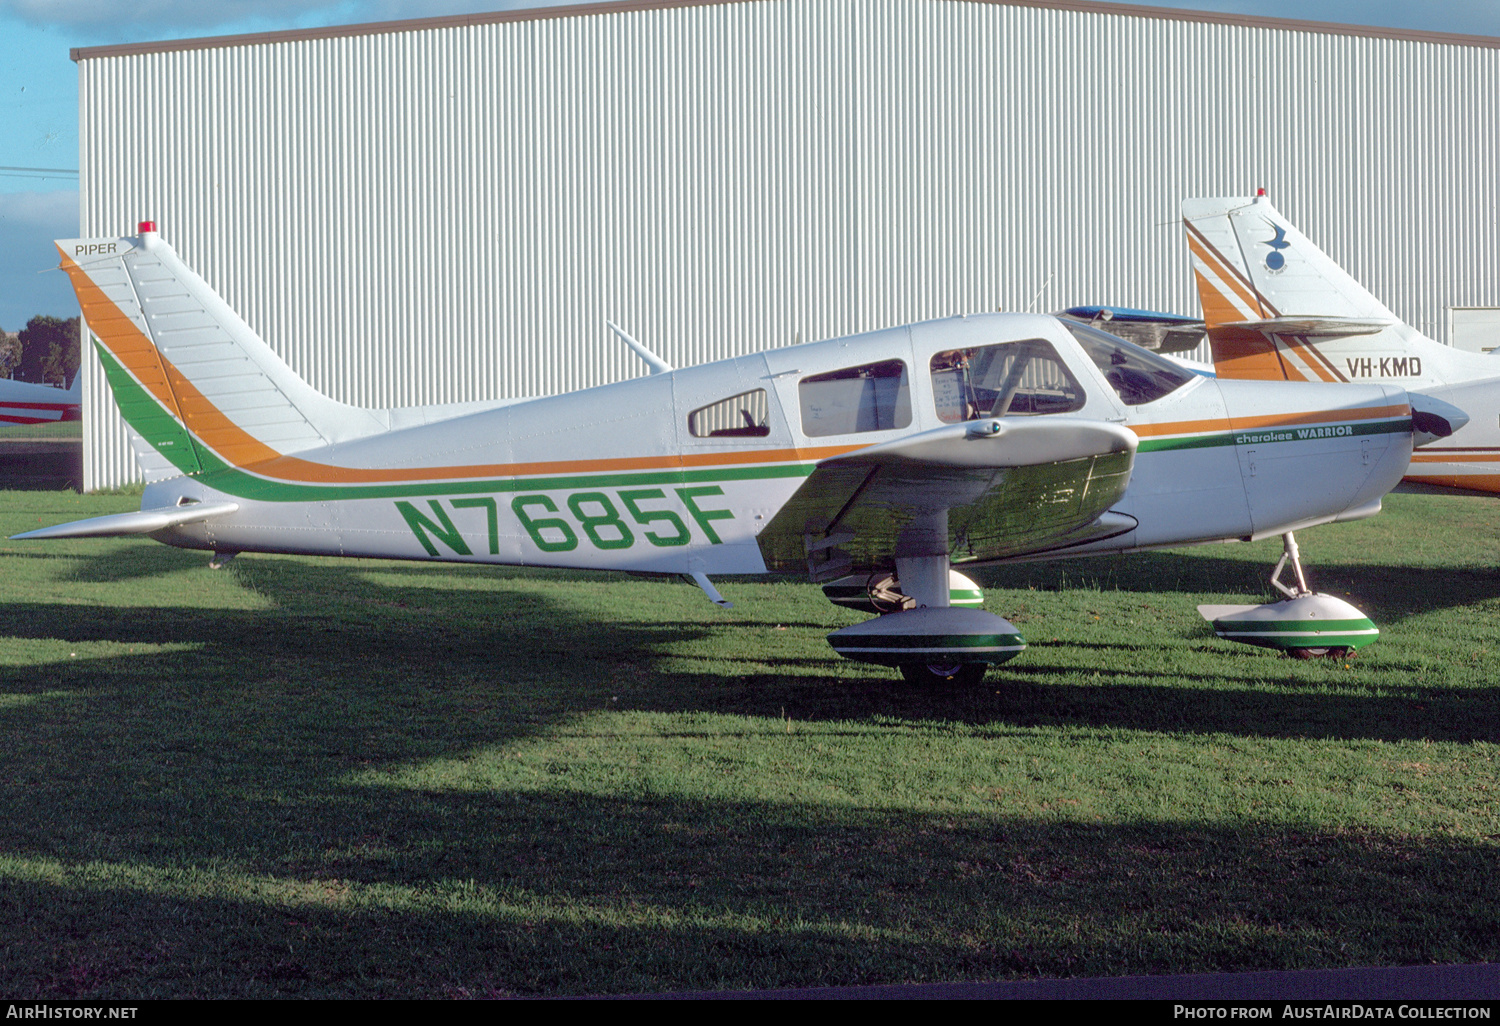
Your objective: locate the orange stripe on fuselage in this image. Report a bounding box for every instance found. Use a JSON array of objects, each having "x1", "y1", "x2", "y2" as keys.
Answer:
[
  {"x1": 244, "y1": 442, "x2": 865, "y2": 485},
  {"x1": 1410, "y1": 450, "x2": 1500, "y2": 464},
  {"x1": 1132, "y1": 403, "x2": 1410, "y2": 439},
  {"x1": 57, "y1": 248, "x2": 1409, "y2": 489},
  {"x1": 1404, "y1": 473, "x2": 1500, "y2": 494},
  {"x1": 59, "y1": 246, "x2": 866, "y2": 485}
]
